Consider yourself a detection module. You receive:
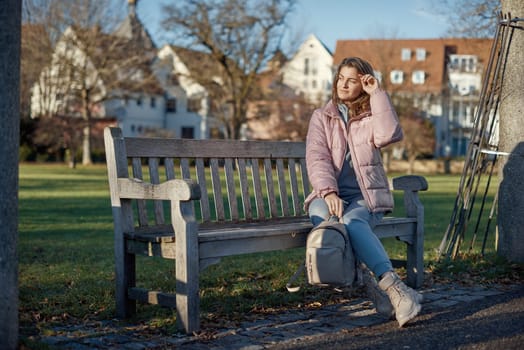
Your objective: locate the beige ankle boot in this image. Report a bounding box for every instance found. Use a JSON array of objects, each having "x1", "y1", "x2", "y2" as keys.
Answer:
[
  {"x1": 378, "y1": 271, "x2": 422, "y2": 327},
  {"x1": 361, "y1": 266, "x2": 394, "y2": 319}
]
